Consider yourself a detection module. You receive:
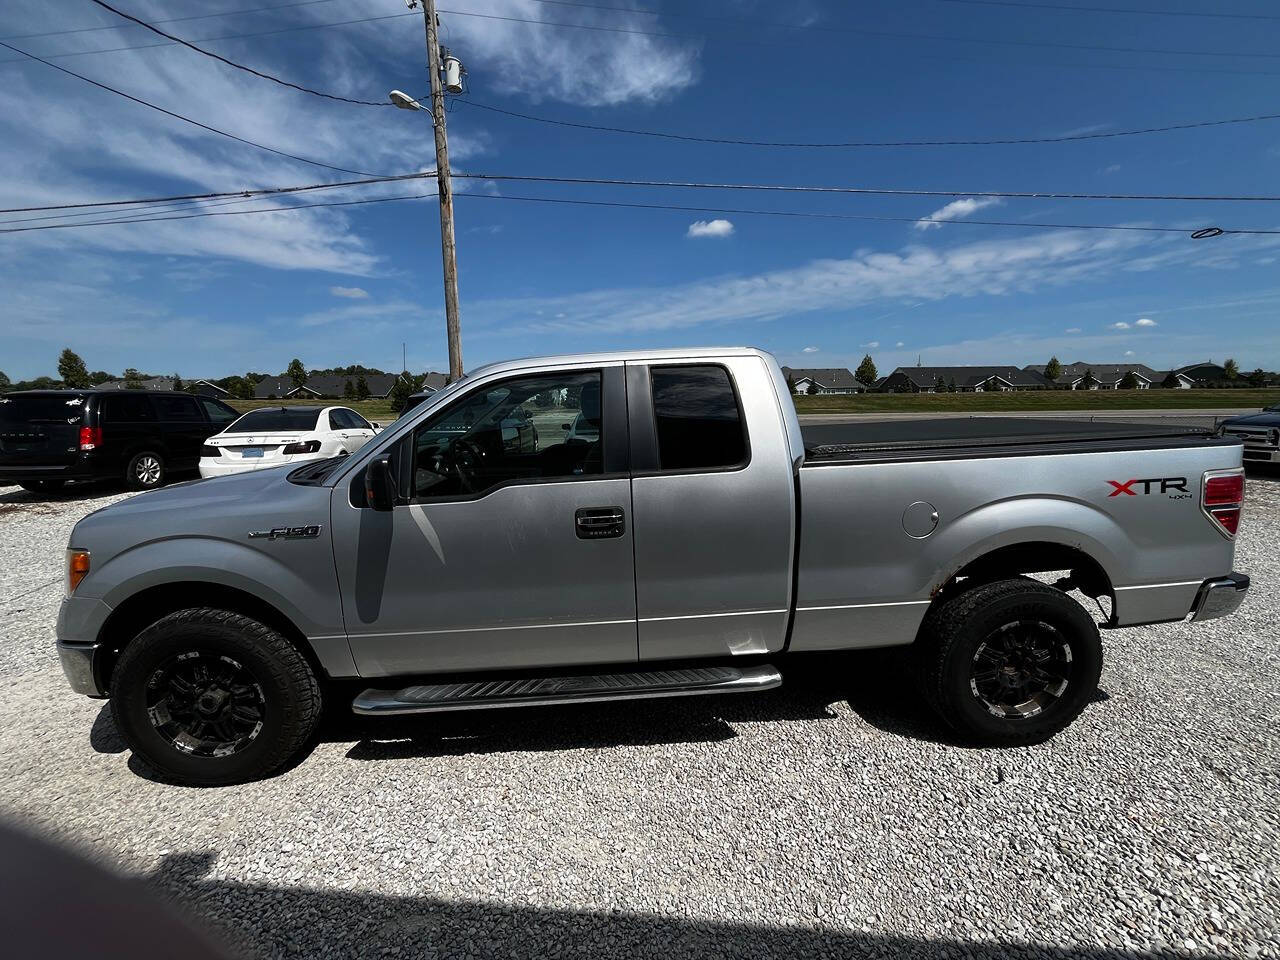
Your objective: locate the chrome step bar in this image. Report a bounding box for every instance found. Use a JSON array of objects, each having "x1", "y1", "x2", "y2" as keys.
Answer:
[{"x1": 352, "y1": 664, "x2": 782, "y2": 716}]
